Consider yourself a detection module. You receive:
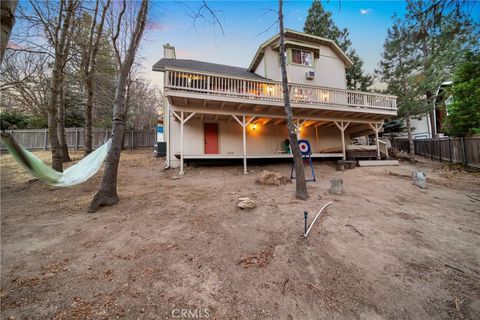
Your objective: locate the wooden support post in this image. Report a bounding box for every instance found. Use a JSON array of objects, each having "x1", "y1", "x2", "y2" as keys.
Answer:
[
  {"x1": 242, "y1": 115, "x2": 247, "y2": 174},
  {"x1": 232, "y1": 114, "x2": 255, "y2": 174},
  {"x1": 179, "y1": 111, "x2": 184, "y2": 175},
  {"x1": 334, "y1": 121, "x2": 350, "y2": 160},
  {"x1": 172, "y1": 110, "x2": 196, "y2": 175},
  {"x1": 369, "y1": 123, "x2": 383, "y2": 160}
]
